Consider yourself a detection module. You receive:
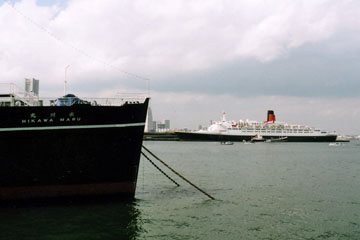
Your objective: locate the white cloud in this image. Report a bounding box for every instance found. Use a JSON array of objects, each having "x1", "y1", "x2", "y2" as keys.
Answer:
[
  {"x1": 1, "y1": 0, "x2": 359, "y2": 86},
  {"x1": 235, "y1": 1, "x2": 340, "y2": 61}
]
